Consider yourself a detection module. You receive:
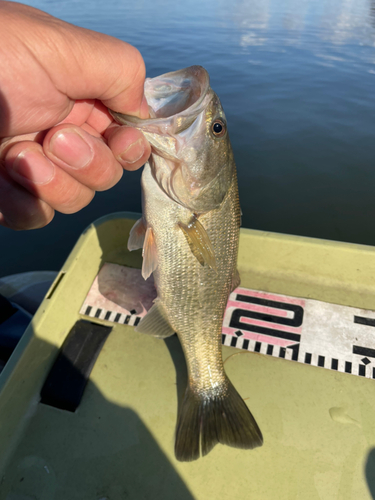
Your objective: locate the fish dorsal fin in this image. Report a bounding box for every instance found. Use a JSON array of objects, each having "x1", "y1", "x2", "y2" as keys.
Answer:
[
  {"x1": 142, "y1": 227, "x2": 158, "y2": 280},
  {"x1": 178, "y1": 216, "x2": 217, "y2": 271},
  {"x1": 136, "y1": 300, "x2": 175, "y2": 338},
  {"x1": 128, "y1": 218, "x2": 147, "y2": 251}
]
